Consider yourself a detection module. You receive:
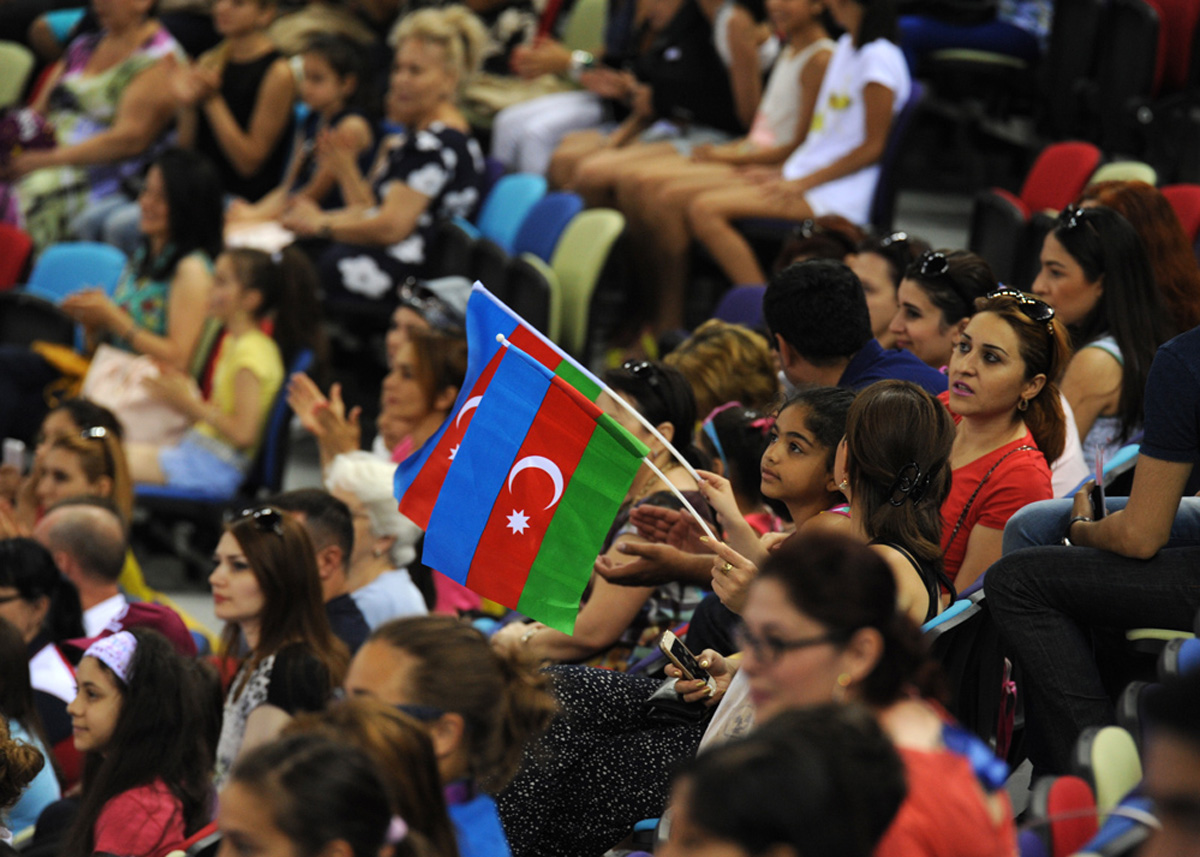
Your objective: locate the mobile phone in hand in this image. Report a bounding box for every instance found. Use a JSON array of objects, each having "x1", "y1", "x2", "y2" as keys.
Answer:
[
  {"x1": 2, "y1": 439, "x2": 24, "y2": 472},
  {"x1": 659, "y1": 630, "x2": 716, "y2": 693},
  {"x1": 1091, "y1": 451, "x2": 1107, "y2": 520}
]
